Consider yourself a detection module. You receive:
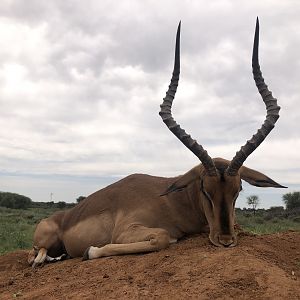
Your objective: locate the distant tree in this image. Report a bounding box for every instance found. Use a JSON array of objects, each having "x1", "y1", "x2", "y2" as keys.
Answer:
[
  {"x1": 76, "y1": 196, "x2": 86, "y2": 203},
  {"x1": 0, "y1": 192, "x2": 32, "y2": 209},
  {"x1": 268, "y1": 206, "x2": 284, "y2": 213},
  {"x1": 247, "y1": 195, "x2": 260, "y2": 215},
  {"x1": 268, "y1": 206, "x2": 284, "y2": 212},
  {"x1": 283, "y1": 192, "x2": 300, "y2": 210},
  {"x1": 57, "y1": 201, "x2": 67, "y2": 209},
  {"x1": 13, "y1": 194, "x2": 32, "y2": 209}
]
